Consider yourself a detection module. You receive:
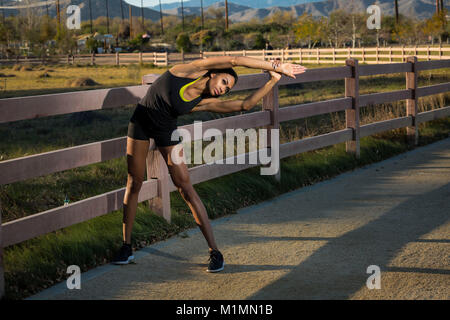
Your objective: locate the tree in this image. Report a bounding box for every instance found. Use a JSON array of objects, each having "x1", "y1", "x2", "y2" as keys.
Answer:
[
  {"x1": 176, "y1": 32, "x2": 192, "y2": 52},
  {"x1": 324, "y1": 10, "x2": 351, "y2": 47},
  {"x1": 253, "y1": 33, "x2": 266, "y2": 49},
  {"x1": 423, "y1": 11, "x2": 446, "y2": 44},
  {"x1": 294, "y1": 13, "x2": 324, "y2": 48}
]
